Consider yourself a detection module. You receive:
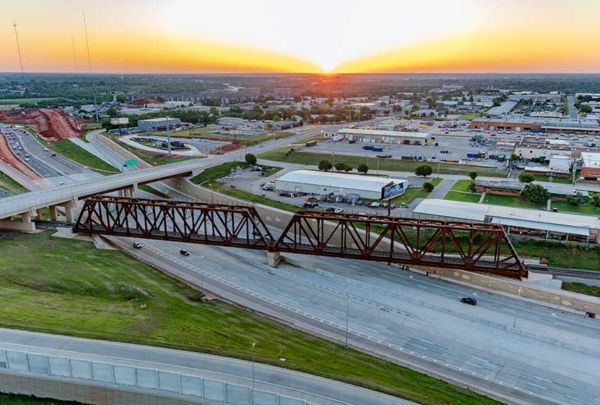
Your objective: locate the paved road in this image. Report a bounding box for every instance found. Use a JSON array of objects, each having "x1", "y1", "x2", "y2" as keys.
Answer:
[
  {"x1": 567, "y1": 96, "x2": 578, "y2": 119},
  {"x1": 0, "y1": 329, "x2": 411, "y2": 405},
  {"x1": 112, "y1": 236, "x2": 600, "y2": 405}
]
